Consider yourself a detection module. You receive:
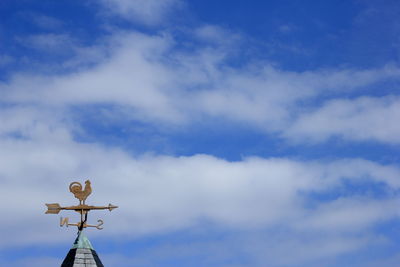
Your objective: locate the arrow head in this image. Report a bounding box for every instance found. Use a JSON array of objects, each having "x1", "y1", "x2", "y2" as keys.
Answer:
[{"x1": 108, "y1": 203, "x2": 118, "y2": 211}]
